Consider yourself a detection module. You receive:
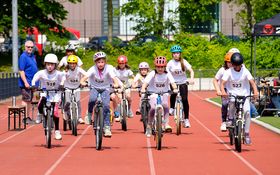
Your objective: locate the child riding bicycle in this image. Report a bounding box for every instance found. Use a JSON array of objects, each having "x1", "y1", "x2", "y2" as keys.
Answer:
[
  {"x1": 63, "y1": 55, "x2": 87, "y2": 124},
  {"x1": 113, "y1": 55, "x2": 134, "y2": 120},
  {"x1": 220, "y1": 52, "x2": 258, "y2": 144},
  {"x1": 213, "y1": 48, "x2": 239, "y2": 131},
  {"x1": 31, "y1": 53, "x2": 65, "y2": 140},
  {"x1": 141, "y1": 56, "x2": 178, "y2": 137},
  {"x1": 132, "y1": 62, "x2": 150, "y2": 115},
  {"x1": 167, "y1": 45, "x2": 194, "y2": 128},
  {"x1": 80, "y1": 52, "x2": 119, "y2": 137}
]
